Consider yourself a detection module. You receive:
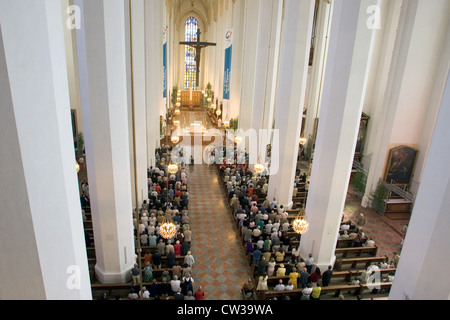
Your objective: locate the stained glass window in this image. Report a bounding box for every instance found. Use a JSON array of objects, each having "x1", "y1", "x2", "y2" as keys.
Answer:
[{"x1": 184, "y1": 17, "x2": 198, "y2": 90}]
